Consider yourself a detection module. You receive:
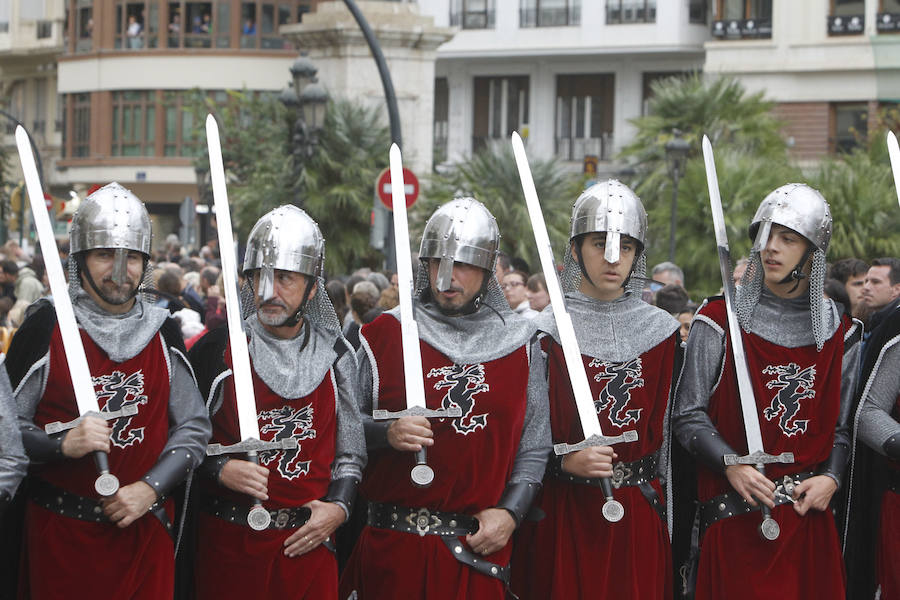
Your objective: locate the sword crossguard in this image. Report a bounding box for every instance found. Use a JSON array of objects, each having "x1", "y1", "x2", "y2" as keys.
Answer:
[
  {"x1": 372, "y1": 406, "x2": 463, "y2": 421},
  {"x1": 553, "y1": 430, "x2": 639, "y2": 456},
  {"x1": 45, "y1": 405, "x2": 140, "y2": 435},
  {"x1": 206, "y1": 437, "x2": 299, "y2": 457},
  {"x1": 722, "y1": 451, "x2": 795, "y2": 467}
]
